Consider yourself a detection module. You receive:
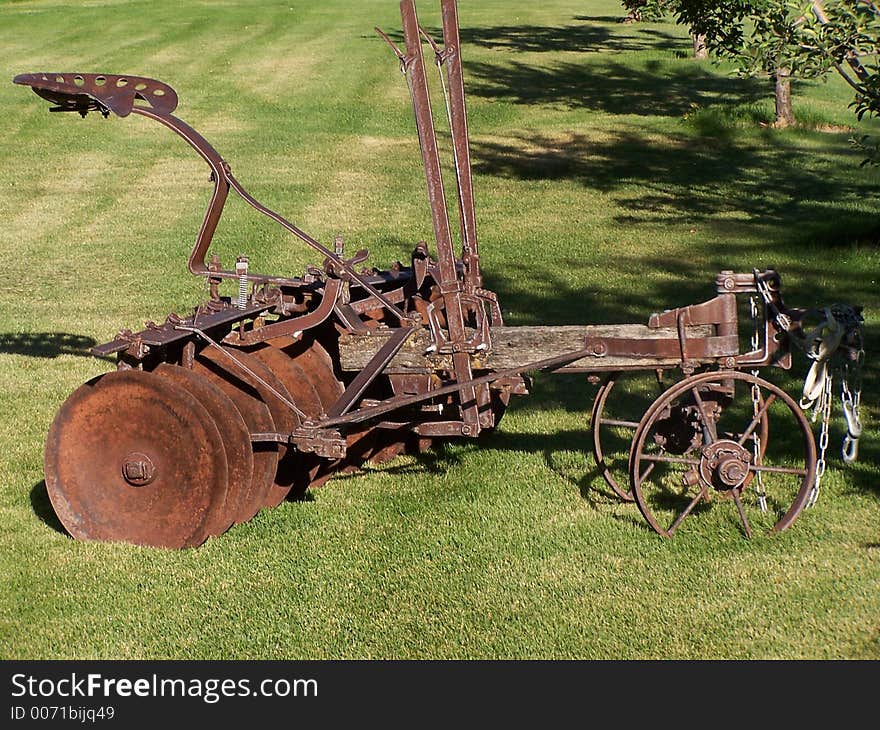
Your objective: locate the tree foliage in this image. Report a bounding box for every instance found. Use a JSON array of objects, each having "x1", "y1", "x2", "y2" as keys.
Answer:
[
  {"x1": 621, "y1": 0, "x2": 673, "y2": 22},
  {"x1": 802, "y1": 1, "x2": 880, "y2": 162},
  {"x1": 620, "y1": 0, "x2": 880, "y2": 135}
]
